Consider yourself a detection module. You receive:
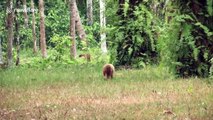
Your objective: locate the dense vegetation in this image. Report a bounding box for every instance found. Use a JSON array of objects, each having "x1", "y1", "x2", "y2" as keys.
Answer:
[
  {"x1": 0, "y1": 0, "x2": 212, "y2": 78},
  {"x1": 0, "y1": 0, "x2": 212, "y2": 119},
  {"x1": 110, "y1": 0, "x2": 213, "y2": 77}
]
